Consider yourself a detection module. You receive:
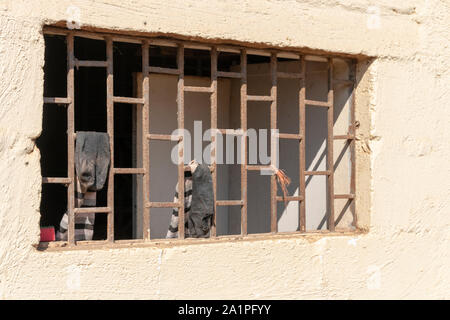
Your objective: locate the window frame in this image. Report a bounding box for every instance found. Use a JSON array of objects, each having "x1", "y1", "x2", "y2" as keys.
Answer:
[{"x1": 40, "y1": 26, "x2": 357, "y2": 249}]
